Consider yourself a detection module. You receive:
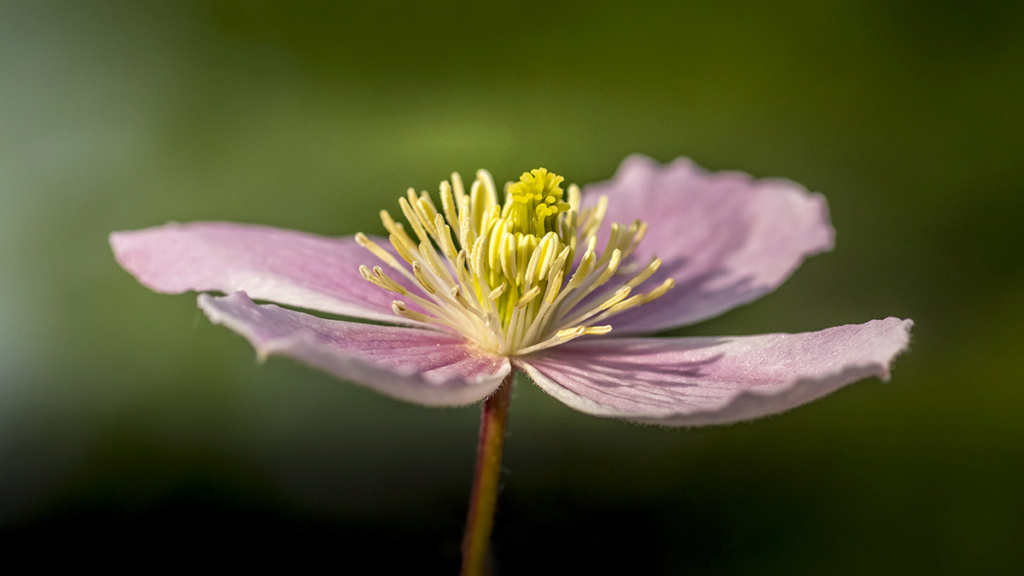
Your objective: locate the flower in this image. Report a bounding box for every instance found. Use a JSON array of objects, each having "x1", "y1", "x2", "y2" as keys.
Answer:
[{"x1": 110, "y1": 155, "x2": 912, "y2": 425}]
